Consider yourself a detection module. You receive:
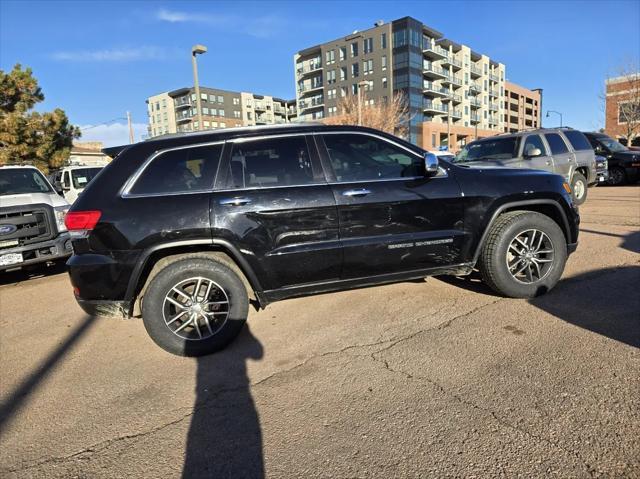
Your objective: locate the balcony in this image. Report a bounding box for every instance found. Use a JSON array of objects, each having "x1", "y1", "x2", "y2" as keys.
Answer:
[
  {"x1": 176, "y1": 114, "x2": 192, "y2": 123},
  {"x1": 423, "y1": 63, "x2": 447, "y2": 79},
  {"x1": 299, "y1": 97, "x2": 324, "y2": 110},
  {"x1": 175, "y1": 101, "x2": 192, "y2": 110},
  {"x1": 489, "y1": 102, "x2": 499, "y2": 111},
  {"x1": 423, "y1": 100, "x2": 447, "y2": 114},
  {"x1": 298, "y1": 82, "x2": 324, "y2": 95},
  {"x1": 442, "y1": 93, "x2": 462, "y2": 103},
  {"x1": 442, "y1": 74, "x2": 462, "y2": 87},
  {"x1": 470, "y1": 64, "x2": 482, "y2": 78},
  {"x1": 449, "y1": 109, "x2": 462, "y2": 119},
  {"x1": 254, "y1": 103, "x2": 266, "y2": 111},
  {"x1": 470, "y1": 114, "x2": 481, "y2": 123},
  {"x1": 469, "y1": 98, "x2": 481, "y2": 108},
  {"x1": 423, "y1": 81, "x2": 448, "y2": 97},
  {"x1": 423, "y1": 44, "x2": 448, "y2": 60},
  {"x1": 442, "y1": 55, "x2": 462, "y2": 69},
  {"x1": 489, "y1": 73, "x2": 500, "y2": 82},
  {"x1": 489, "y1": 88, "x2": 499, "y2": 97},
  {"x1": 296, "y1": 60, "x2": 322, "y2": 77},
  {"x1": 468, "y1": 82, "x2": 482, "y2": 94}
]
